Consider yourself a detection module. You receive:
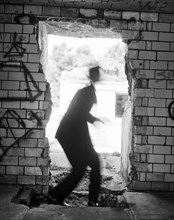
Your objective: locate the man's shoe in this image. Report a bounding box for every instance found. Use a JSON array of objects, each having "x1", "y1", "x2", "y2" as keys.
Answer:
[{"x1": 88, "y1": 201, "x2": 99, "y2": 207}]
